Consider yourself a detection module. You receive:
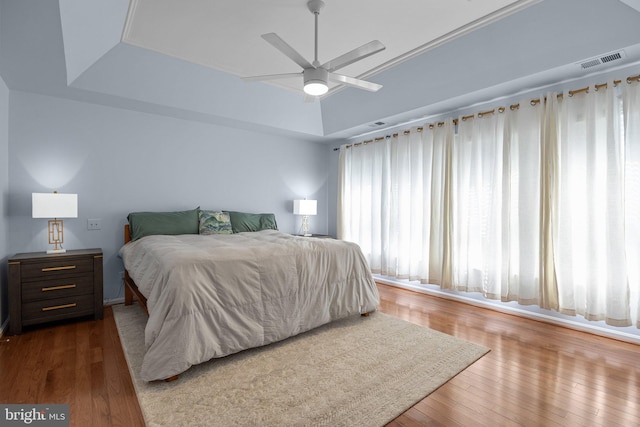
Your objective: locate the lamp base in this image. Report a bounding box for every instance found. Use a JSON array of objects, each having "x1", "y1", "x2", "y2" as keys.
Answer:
[
  {"x1": 301, "y1": 215, "x2": 311, "y2": 236},
  {"x1": 47, "y1": 219, "x2": 66, "y2": 255}
]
